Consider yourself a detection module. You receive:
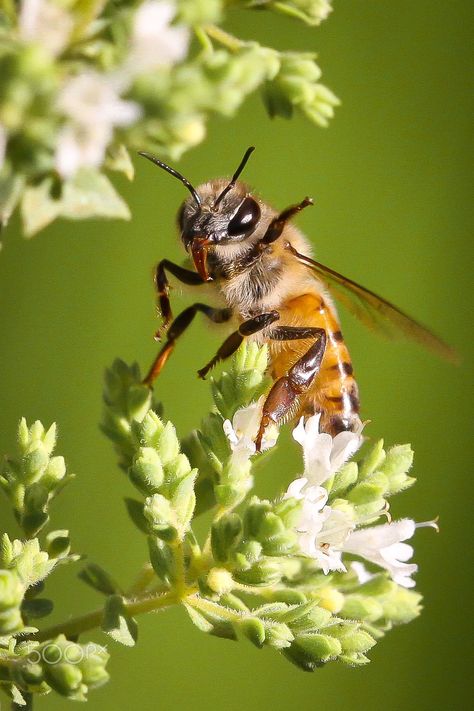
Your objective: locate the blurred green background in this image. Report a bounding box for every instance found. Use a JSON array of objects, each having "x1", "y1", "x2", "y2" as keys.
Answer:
[{"x1": 1, "y1": 1, "x2": 472, "y2": 709}]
